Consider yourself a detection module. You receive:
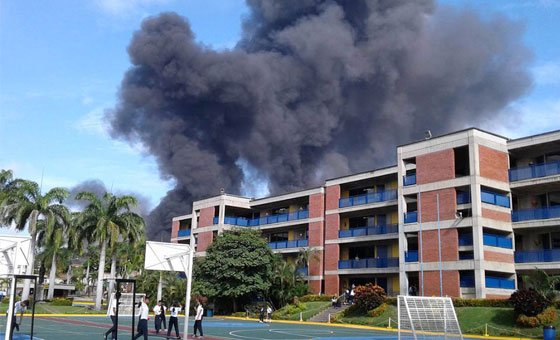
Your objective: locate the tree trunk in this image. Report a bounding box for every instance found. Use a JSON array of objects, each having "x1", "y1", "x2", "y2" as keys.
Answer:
[
  {"x1": 66, "y1": 265, "x2": 72, "y2": 284},
  {"x1": 85, "y1": 262, "x2": 90, "y2": 295},
  {"x1": 108, "y1": 252, "x2": 116, "y2": 300},
  {"x1": 95, "y1": 240, "x2": 107, "y2": 310},
  {"x1": 22, "y1": 210, "x2": 38, "y2": 301},
  {"x1": 47, "y1": 252, "x2": 57, "y2": 300}
]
